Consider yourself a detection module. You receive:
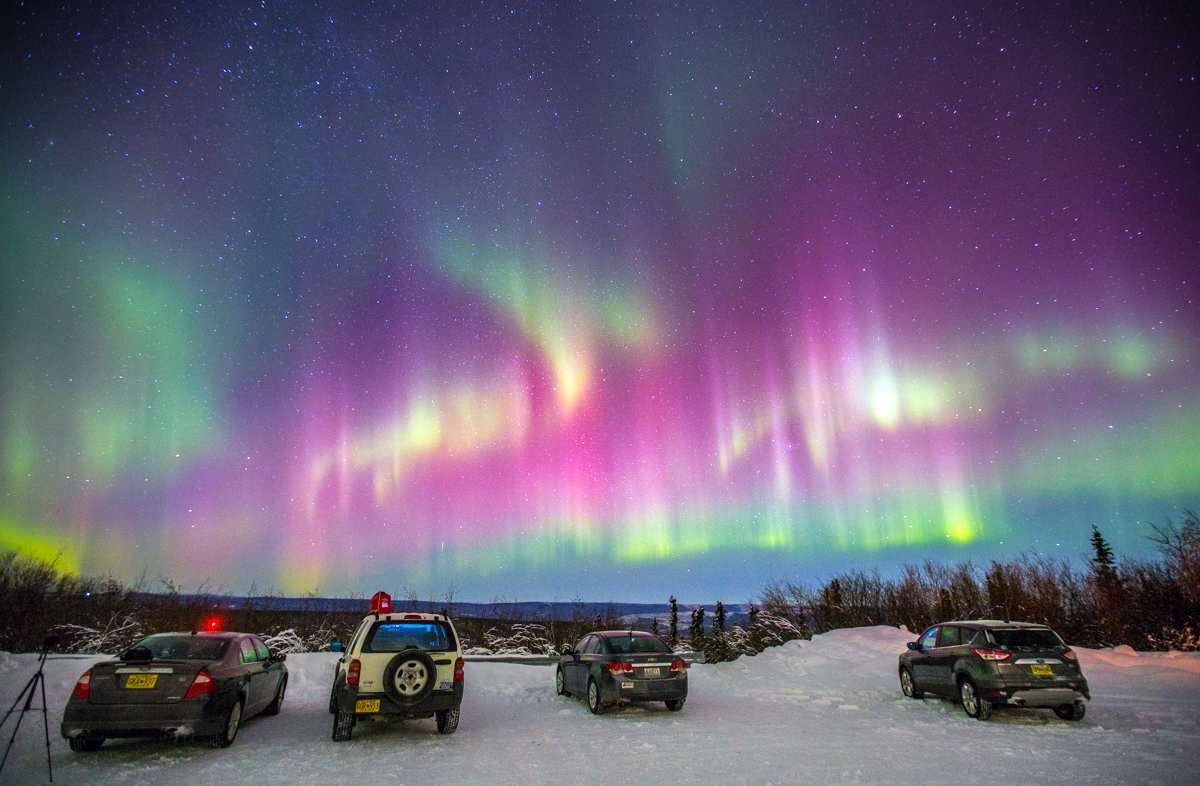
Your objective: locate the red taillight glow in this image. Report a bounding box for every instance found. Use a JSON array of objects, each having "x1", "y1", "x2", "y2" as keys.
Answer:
[
  {"x1": 606, "y1": 660, "x2": 634, "y2": 675},
  {"x1": 971, "y1": 648, "x2": 1012, "y2": 661},
  {"x1": 670, "y1": 659, "x2": 688, "y2": 672},
  {"x1": 347, "y1": 659, "x2": 361, "y2": 685},
  {"x1": 1062, "y1": 649, "x2": 1078, "y2": 661},
  {"x1": 403, "y1": 614, "x2": 423, "y2": 620},
  {"x1": 184, "y1": 671, "x2": 215, "y2": 699},
  {"x1": 72, "y1": 671, "x2": 91, "y2": 701},
  {"x1": 454, "y1": 657, "x2": 465, "y2": 682}
]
